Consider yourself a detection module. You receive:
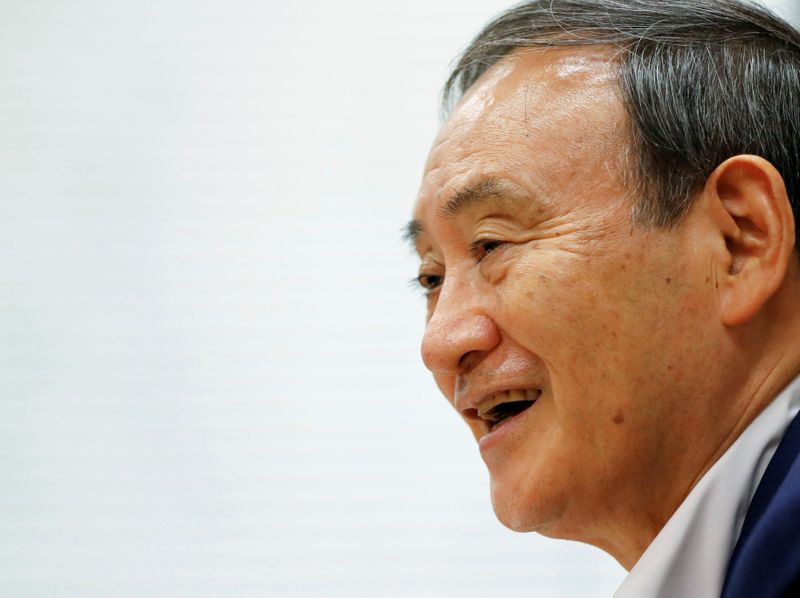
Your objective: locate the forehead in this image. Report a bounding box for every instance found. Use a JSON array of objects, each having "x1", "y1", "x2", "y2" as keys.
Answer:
[{"x1": 413, "y1": 48, "x2": 625, "y2": 231}]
